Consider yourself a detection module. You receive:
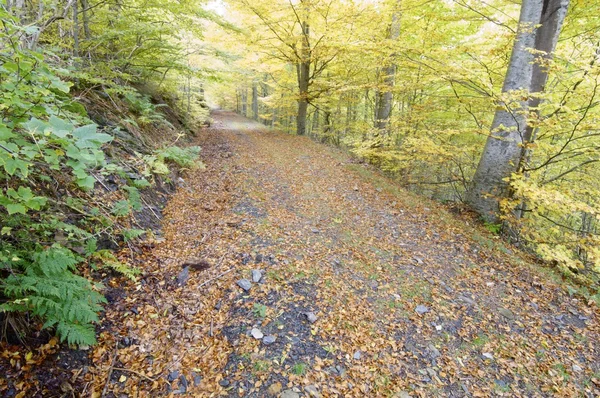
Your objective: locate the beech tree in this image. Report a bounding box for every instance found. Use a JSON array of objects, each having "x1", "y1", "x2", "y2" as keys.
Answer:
[
  {"x1": 234, "y1": 0, "x2": 365, "y2": 135},
  {"x1": 375, "y1": 1, "x2": 401, "y2": 132},
  {"x1": 467, "y1": 0, "x2": 570, "y2": 222}
]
